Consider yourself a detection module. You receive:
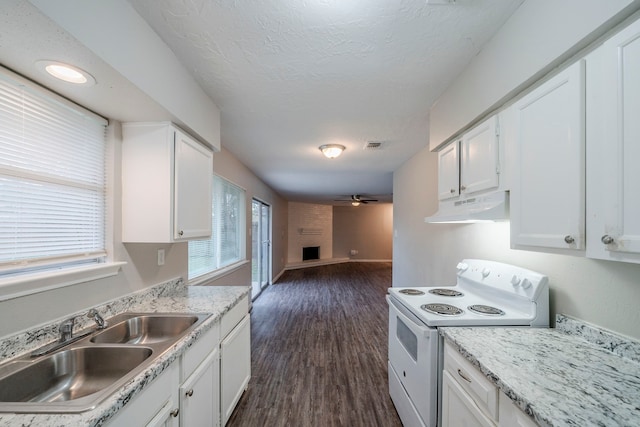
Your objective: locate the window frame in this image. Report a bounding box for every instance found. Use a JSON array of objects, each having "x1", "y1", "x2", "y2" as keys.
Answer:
[{"x1": 188, "y1": 174, "x2": 247, "y2": 283}]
